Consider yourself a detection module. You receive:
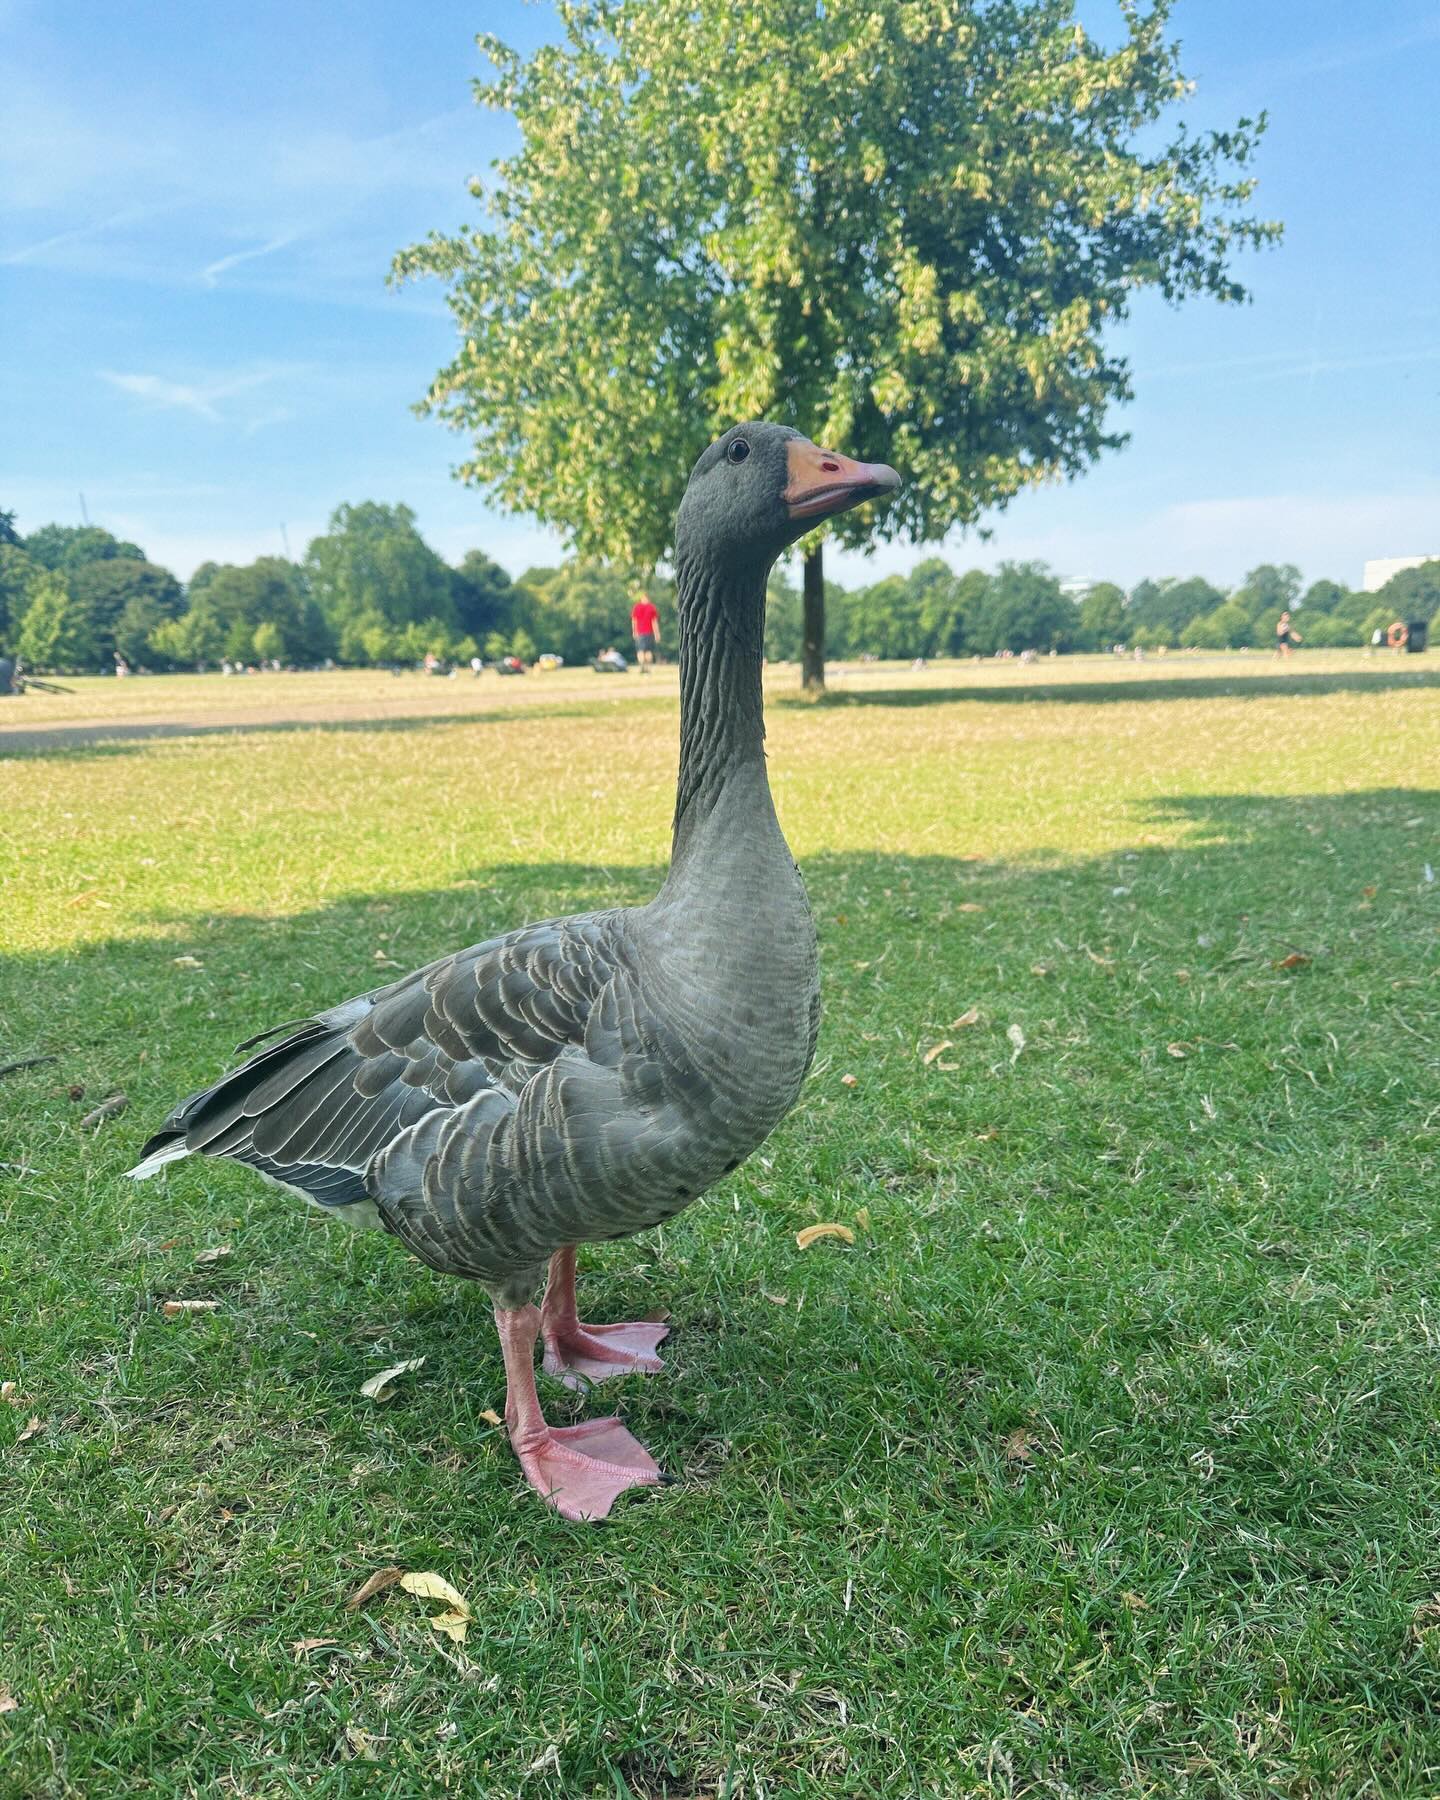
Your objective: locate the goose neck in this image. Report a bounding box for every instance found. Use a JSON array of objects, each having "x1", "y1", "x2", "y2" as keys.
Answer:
[{"x1": 669, "y1": 556, "x2": 770, "y2": 864}]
